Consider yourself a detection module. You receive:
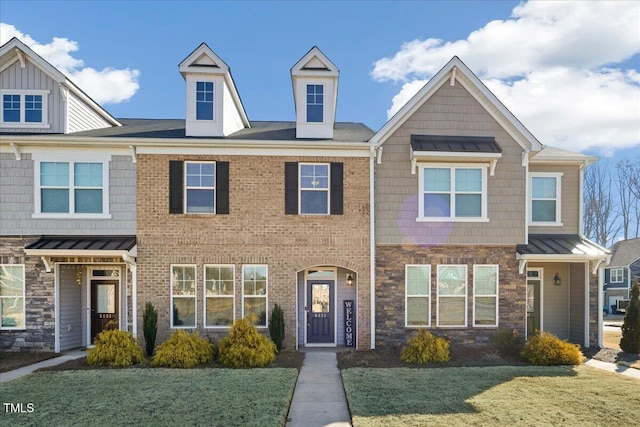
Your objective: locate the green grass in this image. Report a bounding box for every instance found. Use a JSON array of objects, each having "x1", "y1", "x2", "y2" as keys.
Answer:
[
  {"x1": 2, "y1": 368, "x2": 297, "y2": 426},
  {"x1": 342, "y1": 365, "x2": 640, "y2": 426}
]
